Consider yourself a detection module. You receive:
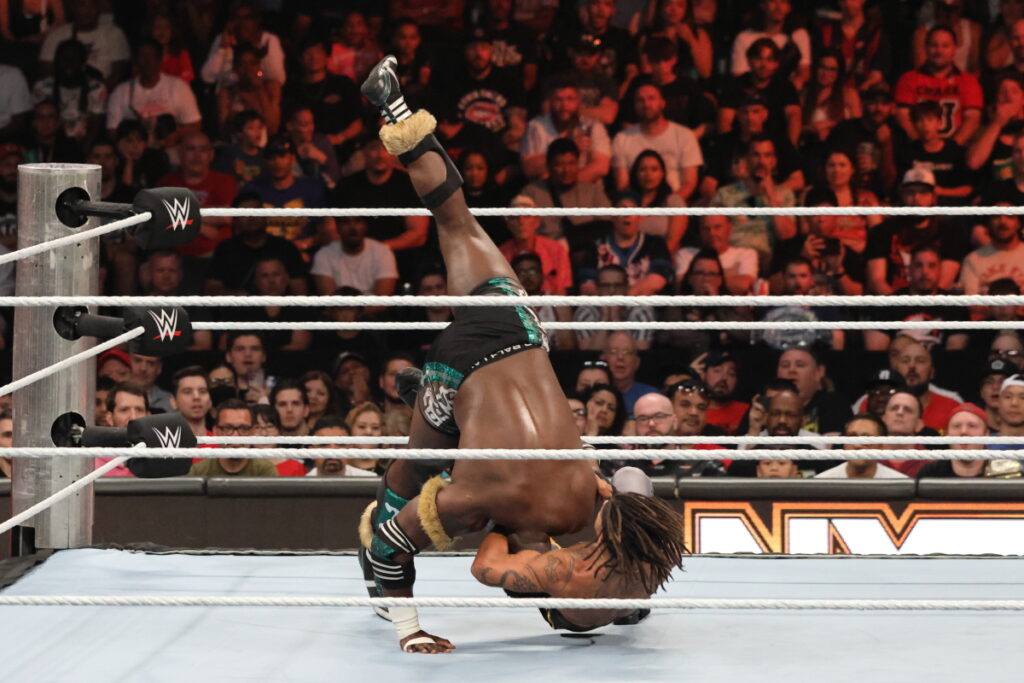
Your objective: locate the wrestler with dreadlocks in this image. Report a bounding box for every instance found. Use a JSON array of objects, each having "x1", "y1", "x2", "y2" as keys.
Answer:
[{"x1": 356, "y1": 57, "x2": 686, "y2": 654}]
